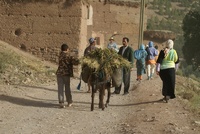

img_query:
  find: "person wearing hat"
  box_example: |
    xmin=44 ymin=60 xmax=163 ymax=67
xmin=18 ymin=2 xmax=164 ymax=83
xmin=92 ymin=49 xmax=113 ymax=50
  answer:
xmin=156 ymin=39 xmax=179 ymax=103
xmin=84 ymin=37 xmax=97 ymax=56
xmin=107 ymin=36 xmax=119 ymax=52
xmin=83 ymin=37 xmax=97 ymax=93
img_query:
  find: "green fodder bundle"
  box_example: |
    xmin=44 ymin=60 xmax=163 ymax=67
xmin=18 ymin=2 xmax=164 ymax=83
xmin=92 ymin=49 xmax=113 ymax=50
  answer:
xmin=80 ymin=48 xmax=132 ymax=76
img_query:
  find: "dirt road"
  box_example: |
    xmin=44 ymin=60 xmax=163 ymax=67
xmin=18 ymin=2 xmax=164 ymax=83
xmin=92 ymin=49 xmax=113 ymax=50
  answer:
xmin=0 ymin=69 xmax=200 ymax=134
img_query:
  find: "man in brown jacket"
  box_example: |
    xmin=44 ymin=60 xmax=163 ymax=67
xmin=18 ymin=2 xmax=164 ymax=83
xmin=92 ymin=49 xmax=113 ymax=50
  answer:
xmin=56 ymin=44 xmax=79 ymax=108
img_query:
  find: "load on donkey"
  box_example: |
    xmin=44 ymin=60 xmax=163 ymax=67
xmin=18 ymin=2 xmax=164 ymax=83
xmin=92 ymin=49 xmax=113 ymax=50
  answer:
xmin=79 ymin=48 xmax=132 ymax=111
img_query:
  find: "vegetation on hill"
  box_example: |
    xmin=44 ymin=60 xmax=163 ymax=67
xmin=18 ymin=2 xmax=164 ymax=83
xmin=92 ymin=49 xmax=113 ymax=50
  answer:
xmin=147 ymin=0 xmax=200 ymax=71
xmin=182 ymin=10 xmax=200 ymax=71
xmin=147 ymin=0 xmax=200 ymax=57
xmin=0 ymin=41 xmax=56 ymax=86
xmin=147 ymin=0 xmax=200 ymax=60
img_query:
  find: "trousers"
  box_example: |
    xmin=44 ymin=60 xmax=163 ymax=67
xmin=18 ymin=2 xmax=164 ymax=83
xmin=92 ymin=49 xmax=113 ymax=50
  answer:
xmin=57 ymin=75 xmax=72 ymax=104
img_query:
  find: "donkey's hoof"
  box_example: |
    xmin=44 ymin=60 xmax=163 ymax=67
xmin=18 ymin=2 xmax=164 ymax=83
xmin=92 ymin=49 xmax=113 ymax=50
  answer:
xmin=105 ymin=103 xmax=109 ymax=108
xmin=99 ymin=103 xmax=103 ymax=108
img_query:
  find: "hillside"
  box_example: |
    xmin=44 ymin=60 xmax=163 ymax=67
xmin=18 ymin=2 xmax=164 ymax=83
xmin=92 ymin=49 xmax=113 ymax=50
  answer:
xmin=0 ymin=41 xmax=57 ymax=85
xmin=145 ymin=0 xmax=200 ymax=58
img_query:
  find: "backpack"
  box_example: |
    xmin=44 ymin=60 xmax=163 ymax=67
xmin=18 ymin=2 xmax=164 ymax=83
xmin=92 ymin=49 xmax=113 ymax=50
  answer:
xmin=134 ymin=50 xmax=142 ymax=60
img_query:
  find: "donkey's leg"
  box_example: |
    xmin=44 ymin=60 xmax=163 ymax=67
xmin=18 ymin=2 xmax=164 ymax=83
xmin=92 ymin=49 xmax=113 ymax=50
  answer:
xmin=99 ymin=86 xmax=105 ymax=110
xmin=87 ymin=83 xmax=91 ymax=93
xmin=102 ymin=87 xmax=106 ymax=110
xmin=87 ymin=76 xmax=91 ymax=93
xmin=91 ymin=84 xmax=95 ymax=111
xmin=105 ymin=87 xmax=111 ymax=108
xmin=98 ymin=88 xmax=102 ymax=109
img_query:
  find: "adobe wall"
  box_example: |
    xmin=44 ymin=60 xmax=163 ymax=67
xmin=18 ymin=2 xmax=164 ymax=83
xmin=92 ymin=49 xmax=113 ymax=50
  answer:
xmin=0 ymin=0 xmax=147 ymax=64
xmin=0 ymin=0 xmax=84 ymax=63
xmin=90 ymin=0 xmax=147 ymax=50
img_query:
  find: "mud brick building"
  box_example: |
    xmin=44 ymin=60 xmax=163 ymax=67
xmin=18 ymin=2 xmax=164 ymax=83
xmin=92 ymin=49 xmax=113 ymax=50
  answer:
xmin=0 ymin=0 xmax=146 ymax=63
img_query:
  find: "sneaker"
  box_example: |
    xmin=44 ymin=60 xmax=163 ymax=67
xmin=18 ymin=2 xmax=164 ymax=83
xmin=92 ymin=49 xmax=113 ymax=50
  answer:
xmin=68 ymin=103 xmax=72 ymax=107
xmin=112 ymin=91 xmax=120 ymax=94
xmin=123 ymin=92 xmax=129 ymax=95
xmin=165 ymin=96 xmax=170 ymax=103
xmin=59 ymin=103 xmax=65 ymax=108
xmin=159 ymin=96 xmax=170 ymax=103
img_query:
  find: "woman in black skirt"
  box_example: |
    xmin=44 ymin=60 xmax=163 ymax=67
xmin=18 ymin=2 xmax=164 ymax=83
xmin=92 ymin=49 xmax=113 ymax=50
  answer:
xmin=156 ymin=39 xmax=179 ymax=103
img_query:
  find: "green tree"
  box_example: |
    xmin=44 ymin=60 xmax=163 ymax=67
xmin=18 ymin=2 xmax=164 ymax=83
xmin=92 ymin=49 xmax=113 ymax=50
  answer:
xmin=182 ymin=10 xmax=200 ymax=70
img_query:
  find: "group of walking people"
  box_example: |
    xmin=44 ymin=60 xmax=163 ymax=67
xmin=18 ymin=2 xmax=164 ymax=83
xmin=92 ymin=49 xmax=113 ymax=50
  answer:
xmin=134 ymin=41 xmax=159 ymax=81
xmin=55 ymin=36 xmax=179 ymax=108
xmin=134 ymin=39 xmax=179 ymax=103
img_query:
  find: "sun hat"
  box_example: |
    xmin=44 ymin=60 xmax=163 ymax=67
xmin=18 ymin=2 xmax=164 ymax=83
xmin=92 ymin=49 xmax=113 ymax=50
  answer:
xmin=109 ymin=37 xmax=114 ymax=40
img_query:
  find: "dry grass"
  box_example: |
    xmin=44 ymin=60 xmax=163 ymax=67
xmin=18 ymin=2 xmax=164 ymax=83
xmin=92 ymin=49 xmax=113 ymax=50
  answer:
xmin=0 ymin=41 xmax=56 ymax=85
xmin=176 ymin=75 xmax=200 ymax=114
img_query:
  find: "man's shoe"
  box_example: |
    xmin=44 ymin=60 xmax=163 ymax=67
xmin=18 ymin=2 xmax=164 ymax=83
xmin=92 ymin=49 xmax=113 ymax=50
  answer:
xmin=86 ymin=90 xmax=91 ymax=93
xmin=165 ymin=96 xmax=170 ymax=103
xmin=59 ymin=103 xmax=65 ymax=108
xmin=112 ymin=91 xmax=120 ymax=94
xmin=159 ymin=96 xmax=170 ymax=103
xmin=123 ymin=92 xmax=129 ymax=95
xmin=67 ymin=103 xmax=72 ymax=107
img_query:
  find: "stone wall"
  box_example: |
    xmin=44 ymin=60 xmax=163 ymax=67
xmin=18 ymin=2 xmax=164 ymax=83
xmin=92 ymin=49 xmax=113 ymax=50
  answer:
xmin=0 ymin=0 xmax=84 ymax=63
xmin=90 ymin=0 xmax=147 ymax=50
xmin=0 ymin=0 xmax=147 ymax=64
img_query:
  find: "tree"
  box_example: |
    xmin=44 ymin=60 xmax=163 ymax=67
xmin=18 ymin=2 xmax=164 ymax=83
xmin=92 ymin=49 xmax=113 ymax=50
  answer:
xmin=182 ymin=10 xmax=200 ymax=70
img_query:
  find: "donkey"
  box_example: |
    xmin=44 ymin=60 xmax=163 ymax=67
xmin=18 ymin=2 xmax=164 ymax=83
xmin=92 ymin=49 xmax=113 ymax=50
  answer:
xmin=90 ymin=70 xmax=112 ymax=111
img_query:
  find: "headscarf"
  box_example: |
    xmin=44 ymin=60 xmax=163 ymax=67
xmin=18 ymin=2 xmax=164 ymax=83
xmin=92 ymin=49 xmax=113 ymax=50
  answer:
xmin=157 ymin=39 xmax=177 ymax=64
xmin=163 ymin=39 xmax=177 ymax=62
xmin=148 ymin=41 xmax=154 ymax=47
xmin=166 ymin=39 xmax=174 ymax=49
xmin=139 ymin=44 xmax=145 ymax=50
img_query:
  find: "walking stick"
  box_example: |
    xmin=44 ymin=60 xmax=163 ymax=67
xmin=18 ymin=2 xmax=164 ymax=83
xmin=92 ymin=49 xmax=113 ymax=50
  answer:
xmin=77 ymin=74 xmax=82 ymax=90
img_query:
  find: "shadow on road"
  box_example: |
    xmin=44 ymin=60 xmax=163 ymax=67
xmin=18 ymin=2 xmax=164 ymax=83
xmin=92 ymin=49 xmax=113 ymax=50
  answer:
xmin=110 ymin=99 xmax=164 ymax=107
xmin=13 ymin=84 xmax=56 ymax=92
xmin=0 ymin=94 xmax=57 ymax=108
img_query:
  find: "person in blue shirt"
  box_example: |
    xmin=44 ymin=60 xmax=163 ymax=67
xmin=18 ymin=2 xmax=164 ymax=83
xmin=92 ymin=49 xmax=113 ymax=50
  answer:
xmin=134 ymin=44 xmax=148 ymax=81
xmin=107 ymin=37 xmax=119 ymax=52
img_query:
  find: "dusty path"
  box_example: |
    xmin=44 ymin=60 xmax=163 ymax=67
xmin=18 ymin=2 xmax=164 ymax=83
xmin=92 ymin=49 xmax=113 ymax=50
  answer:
xmin=0 ymin=69 xmax=200 ymax=134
